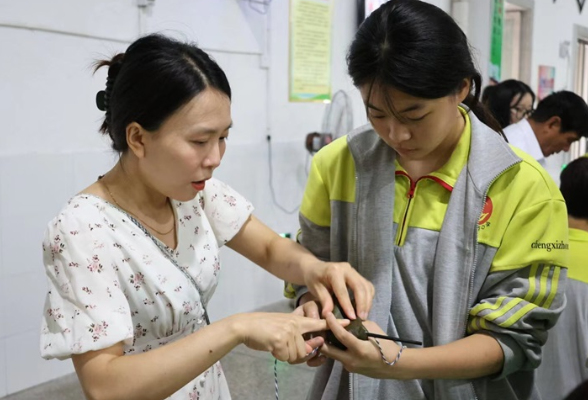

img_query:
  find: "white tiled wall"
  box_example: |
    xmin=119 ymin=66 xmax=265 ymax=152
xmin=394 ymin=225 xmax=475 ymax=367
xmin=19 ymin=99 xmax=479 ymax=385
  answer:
xmin=0 ymin=151 xmax=113 ymax=396
xmin=0 ymin=153 xmax=78 ymax=396
xmin=0 ymin=154 xmax=73 ymax=278
xmin=1 ymin=273 xmax=48 ymax=339
xmin=5 ymin=331 xmax=74 ymax=395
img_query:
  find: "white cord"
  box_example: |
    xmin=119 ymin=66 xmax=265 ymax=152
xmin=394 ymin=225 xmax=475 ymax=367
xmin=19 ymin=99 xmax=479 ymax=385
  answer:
xmin=267 ymin=137 xmax=300 ymax=215
xmin=373 ymin=339 xmax=406 ymax=367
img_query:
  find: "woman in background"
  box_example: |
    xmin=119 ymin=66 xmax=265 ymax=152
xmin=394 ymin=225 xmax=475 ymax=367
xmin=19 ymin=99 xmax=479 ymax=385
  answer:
xmin=483 ymin=79 xmax=536 ymax=129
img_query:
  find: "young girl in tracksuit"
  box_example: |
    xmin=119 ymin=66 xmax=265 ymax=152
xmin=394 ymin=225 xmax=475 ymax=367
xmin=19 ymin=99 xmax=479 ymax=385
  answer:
xmin=294 ymin=1 xmax=568 ymax=399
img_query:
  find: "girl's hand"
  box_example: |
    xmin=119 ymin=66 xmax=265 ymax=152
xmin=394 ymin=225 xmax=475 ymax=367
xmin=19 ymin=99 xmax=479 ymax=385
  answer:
xmin=293 ymin=295 xmax=321 ymax=319
xmin=318 ymin=313 xmax=404 ymax=379
xmin=302 ymin=261 xmax=375 ymax=320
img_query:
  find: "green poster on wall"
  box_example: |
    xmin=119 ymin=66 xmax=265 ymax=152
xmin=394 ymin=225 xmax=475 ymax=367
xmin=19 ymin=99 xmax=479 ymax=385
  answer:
xmin=289 ymin=0 xmax=333 ymax=102
xmin=489 ymin=0 xmax=504 ymax=82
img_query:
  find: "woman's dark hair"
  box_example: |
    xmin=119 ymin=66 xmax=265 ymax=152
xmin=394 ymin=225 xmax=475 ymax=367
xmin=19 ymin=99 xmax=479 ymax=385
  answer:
xmin=481 ymin=85 xmax=496 ymax=105
xmin=560 ymin=157 xmax=588 ymax=220
xmin=94 ymin=34 xmax=231 ymax=152
xmin=347 ymin=0 xmax=502 ymax=133
xmin=483 ymin=79 xmax=535 ymax=129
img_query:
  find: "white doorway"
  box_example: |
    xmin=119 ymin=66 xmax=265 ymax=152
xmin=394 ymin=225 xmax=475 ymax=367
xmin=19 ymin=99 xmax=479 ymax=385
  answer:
xmin=502 ymin=3 xmax=522 ymax=80
xmin=571 ymin=37 xmax=588 ymax=160
xmin=502 ymin=0 xmax=533 ymax=84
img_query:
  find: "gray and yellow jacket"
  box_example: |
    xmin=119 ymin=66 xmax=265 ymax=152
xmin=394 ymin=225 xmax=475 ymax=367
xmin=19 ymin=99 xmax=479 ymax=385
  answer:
xmin=297 ymin=110 xmax=568 ymax=400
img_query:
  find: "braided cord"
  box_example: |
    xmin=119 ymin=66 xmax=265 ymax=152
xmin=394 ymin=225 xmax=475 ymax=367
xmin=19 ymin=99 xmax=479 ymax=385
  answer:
xmin=373 ymin=339 xmax=406 ymax=367
xmin=273 ymin=347 xmax=319 ymax=400
xmin=274 ymin=358 xmax=279 ymax=400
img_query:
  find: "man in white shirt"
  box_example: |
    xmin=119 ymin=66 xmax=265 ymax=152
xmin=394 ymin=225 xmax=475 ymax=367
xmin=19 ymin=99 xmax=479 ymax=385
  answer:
xmin=504 ymin=91 xmax=588 ymax=167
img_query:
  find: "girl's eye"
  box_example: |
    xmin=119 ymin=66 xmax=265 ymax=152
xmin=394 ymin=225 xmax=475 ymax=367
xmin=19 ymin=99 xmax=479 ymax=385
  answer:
xmin=406 ymin=114 xmax=427 ymax=122
xmin=369 ymin=114 xmax=386 ymax=120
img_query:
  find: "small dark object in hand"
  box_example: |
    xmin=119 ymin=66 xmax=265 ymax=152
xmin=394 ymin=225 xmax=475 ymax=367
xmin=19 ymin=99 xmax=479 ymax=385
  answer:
xmin=326 ymin=296 xmax=369 ymax=350
xmin=325 ymin=295 xmax=423 ymax=349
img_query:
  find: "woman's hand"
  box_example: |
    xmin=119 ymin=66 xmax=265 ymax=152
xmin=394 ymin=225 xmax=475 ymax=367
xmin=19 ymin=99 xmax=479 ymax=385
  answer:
xmin=292 ymin=298 xmax=329 ymax=366
xmin=226 ymin=217 xmax=374 ymax=321
xmin=318 ymin=313 xmax=404 ymax=379
xmin=231 ymin=312 xmax=348 ymax=364
xmin=301 ymin=261 xmax=375 ymax=320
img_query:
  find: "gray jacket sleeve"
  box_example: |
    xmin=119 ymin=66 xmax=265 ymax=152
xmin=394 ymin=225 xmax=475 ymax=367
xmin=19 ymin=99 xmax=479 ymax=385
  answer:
xmin=293 ymin=214 xmax=332 ymax=305
xmin=468 ymin=264 xmax=568 ymax=378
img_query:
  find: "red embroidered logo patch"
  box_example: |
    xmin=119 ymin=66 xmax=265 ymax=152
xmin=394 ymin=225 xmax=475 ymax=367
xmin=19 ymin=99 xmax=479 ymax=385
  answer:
xmin=478 ymin=196 xmax=493 ymax=225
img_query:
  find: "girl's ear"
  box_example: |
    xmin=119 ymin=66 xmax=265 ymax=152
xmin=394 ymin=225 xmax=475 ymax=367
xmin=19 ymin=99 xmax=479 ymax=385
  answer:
xmin=457 ymin=78 xmax=472 ymax=103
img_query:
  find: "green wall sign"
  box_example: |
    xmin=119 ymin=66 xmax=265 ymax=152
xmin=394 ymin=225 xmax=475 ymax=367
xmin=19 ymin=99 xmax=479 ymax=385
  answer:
xmin=489 ymin=0 xmax=504 ymax=82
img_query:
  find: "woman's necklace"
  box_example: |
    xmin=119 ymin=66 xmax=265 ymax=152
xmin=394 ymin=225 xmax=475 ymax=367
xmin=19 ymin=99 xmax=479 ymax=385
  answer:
xmin=99 ymin=178 xmax=176 ymax=236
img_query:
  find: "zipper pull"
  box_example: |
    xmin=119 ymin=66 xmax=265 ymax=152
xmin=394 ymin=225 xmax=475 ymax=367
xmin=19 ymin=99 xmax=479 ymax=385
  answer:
xmin=407 ymin=182 xmax=416 ymax=198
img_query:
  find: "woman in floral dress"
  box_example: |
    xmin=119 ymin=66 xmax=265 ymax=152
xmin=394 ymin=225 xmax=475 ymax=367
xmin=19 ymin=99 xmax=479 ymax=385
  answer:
xmin=40 ymin=34 xmax=374 ymax=400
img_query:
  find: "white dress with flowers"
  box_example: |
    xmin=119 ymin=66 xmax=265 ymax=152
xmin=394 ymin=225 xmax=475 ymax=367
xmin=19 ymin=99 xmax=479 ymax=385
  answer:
xmin=40 ymin=178 xmax=253 ymax=400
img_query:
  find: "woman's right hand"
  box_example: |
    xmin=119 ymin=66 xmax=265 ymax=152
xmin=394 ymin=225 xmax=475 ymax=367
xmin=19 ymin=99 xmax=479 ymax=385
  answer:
xmin=293 ymin=295 xmax=329 ymax=367
xmin=230 ymin=312 xmax=346 ymax=363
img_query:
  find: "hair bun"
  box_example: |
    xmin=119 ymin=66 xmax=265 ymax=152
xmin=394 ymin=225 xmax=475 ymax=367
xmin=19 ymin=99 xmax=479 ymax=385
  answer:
xmin=96 ymin=90 xmax=106 ymax=111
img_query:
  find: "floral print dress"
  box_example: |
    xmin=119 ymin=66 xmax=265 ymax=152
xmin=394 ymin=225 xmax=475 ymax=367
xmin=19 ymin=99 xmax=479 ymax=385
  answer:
xmin=40 ymin=178 xmax=253 ymax=400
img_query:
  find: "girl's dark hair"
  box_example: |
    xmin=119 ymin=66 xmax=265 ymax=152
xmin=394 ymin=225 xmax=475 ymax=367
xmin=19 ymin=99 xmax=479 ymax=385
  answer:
xmin=560 ymin=157 xmax=588 ymax=220
xmin=94 ymin=34 xmax=231 ymax=152
xmin=347 ymin=0 xmax=502 ymax=134
xmin=483 ymin=79 xmax=535 ymax=129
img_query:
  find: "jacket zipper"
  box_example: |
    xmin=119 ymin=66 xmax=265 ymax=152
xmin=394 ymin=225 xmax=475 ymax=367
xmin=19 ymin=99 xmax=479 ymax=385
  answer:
xmin=396 ymin=179 xmax=416 ymax=246
xmin=349 ymin=372 xmax=354 ymax=400
xmin=396 ymin=171 xmax=454 ymax=246
xmin=464 ymin=161 xmax=520 ymax=400
xmin=350 ymin=172 xmax=360 ymax=400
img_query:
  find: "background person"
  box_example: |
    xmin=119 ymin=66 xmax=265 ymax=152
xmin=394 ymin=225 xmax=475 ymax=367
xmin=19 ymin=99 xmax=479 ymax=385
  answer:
xmin=504 ymin=91 xmax=588 ymax=167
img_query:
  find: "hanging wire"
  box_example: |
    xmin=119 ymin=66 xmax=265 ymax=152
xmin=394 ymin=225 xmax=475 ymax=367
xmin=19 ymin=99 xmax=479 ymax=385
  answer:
xmin=267 ymin=136 xmax=300 ymax=215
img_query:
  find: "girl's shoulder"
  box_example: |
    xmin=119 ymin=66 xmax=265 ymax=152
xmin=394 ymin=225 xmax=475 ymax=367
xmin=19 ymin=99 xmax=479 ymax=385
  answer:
xmin=496 ymin=148 xmax=562 ymax=206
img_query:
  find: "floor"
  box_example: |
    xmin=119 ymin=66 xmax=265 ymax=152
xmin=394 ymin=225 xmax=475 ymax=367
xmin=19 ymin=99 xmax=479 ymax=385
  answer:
xmin=0 ymin=300 xmax=316 ymax=400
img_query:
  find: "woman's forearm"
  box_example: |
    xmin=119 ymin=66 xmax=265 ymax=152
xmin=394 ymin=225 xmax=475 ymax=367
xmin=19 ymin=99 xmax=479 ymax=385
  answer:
xmin=74 ymin=315 xmax=244 ymax=400
xmin=262 ymin=235 xmax=319 ymax=284
xmin=227 ymin=215 xmax=373 ymax=319
xmin=227 ymin=215 xmax=320 ymax=285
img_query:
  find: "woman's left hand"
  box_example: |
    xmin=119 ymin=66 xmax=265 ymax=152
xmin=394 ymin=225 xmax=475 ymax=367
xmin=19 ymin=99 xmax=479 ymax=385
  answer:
xmin=318 ymin=313 xmax=404 ymax=379
xmin=302 ymin=261 xmax=374 ymax=320
xmin=226 ymin=217 xmax=373 ymax=320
